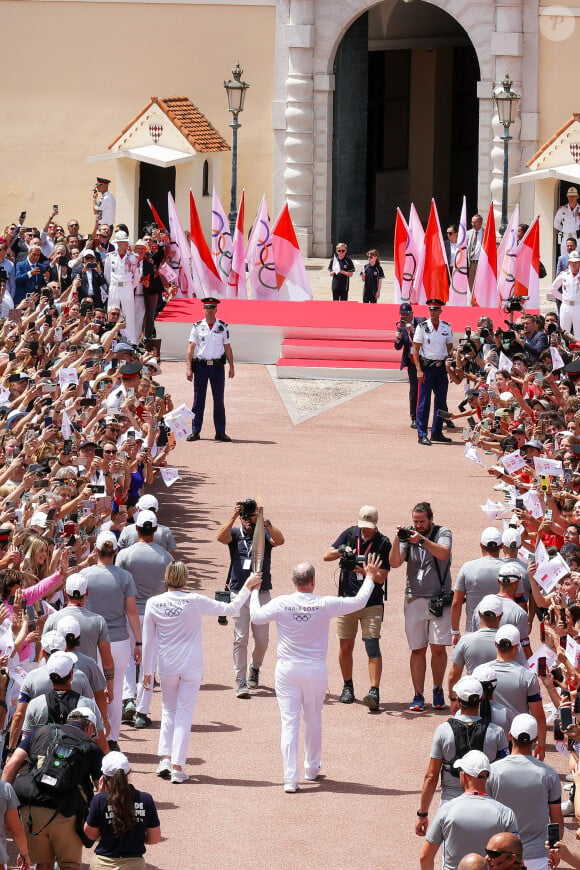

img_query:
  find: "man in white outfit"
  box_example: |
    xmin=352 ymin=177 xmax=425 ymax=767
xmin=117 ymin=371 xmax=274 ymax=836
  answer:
xmin=104 ymin=232 xmax=139 ymax=345
xmin=250 ymin=553 xmax=385 ymax=792
xmin=551 ymin=250 xmax=580 ymax=335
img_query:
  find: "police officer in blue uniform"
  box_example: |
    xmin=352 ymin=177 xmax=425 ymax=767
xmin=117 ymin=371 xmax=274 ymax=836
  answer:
xmin=412 ymin=299 xmax=454 ymax=446
xmin=394 ymin=301 xmax=426 ymax=429
xmin=186 ymin=297 xmax=235 ymax=442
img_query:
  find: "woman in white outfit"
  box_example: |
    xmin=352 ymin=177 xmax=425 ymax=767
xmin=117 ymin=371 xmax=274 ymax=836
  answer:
xmin=142 ymin=561 xmax=259 ymax=784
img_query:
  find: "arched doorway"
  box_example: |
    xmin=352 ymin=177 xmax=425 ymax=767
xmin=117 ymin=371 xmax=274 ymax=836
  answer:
xmin=331 ymin=0 xmax=480 ymax=251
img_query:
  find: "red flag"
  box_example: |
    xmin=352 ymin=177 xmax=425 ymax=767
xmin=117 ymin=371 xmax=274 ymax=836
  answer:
xmin=189 ymin=191 xmax=224 ymax=298
xmin=226 ymin=191 xmax=247 ymax=298
xmin=514 ymin=216 xmax=540 ymax=308
xmin=147 ymin=199 xmax=167 ymax=233
xmin=271 ymin=204 xmax=312 ymax=300
xmin=471 ymin=203 xmax=498 ymax=308
xmin=422 ymin=200 xmax=449 ymax=304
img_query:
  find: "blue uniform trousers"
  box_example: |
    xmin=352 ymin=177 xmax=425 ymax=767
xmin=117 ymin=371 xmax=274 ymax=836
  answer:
xmin=192 ymin=363 xmax=226 ymax=435
xmin=416 ymin=364 xmax=448 ymax=438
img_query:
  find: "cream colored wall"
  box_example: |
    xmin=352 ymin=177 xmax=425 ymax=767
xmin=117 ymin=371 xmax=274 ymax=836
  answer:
xmin=0 ymin=0 xmax=274 ymax=237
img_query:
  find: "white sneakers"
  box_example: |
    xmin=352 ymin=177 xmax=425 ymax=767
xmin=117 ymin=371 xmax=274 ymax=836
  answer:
xmin=304 ymin=768 xmax=321 ymax=782
xmin=170 ymin=769 xmax=190 ymax=784
xmin=156 ymin=758 xmax=171 ymax=779
xmin=284 ymin=782 xmax=298 ymax=793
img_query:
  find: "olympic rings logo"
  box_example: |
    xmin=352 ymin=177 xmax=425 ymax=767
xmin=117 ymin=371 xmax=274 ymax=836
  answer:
xmin=293 ymin=612 xmax=311 ymax=622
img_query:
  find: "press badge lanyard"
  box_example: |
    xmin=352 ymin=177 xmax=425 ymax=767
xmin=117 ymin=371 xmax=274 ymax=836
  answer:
xmin=242 ymin=533 xmax=252 ymax=571
xmin=416 ymin=544 xmax=428 ymax=583
xmin=357 ymin=537 xmax=374 ymax=558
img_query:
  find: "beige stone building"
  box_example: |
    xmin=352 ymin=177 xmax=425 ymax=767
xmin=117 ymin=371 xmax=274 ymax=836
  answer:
xmin=1 ymin=0 xmax=580 ymax=272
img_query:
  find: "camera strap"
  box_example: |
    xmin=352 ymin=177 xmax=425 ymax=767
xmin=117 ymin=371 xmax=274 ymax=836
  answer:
xmin=224 ymin=564 xmax=232 ymax=593
xmin=427 ymin=525 xmax=450 ymax=592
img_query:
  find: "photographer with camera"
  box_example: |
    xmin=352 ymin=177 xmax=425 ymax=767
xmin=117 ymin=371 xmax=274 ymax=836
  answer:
xmin=323 ymin=506 xmax=390 ymax=710
xmin=513 ymin=313 xmax=549 ymax=364
xmin=389 ymin=501 xmax=453 ymax=712
xmin=216 ymin=499 xmax=284 ymax=697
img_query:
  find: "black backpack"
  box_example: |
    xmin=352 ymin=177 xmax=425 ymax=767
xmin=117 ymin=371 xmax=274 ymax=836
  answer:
xmin=442 ymin=718 xmax=490 ymax=778
xmin=45 ymin=690 xmax=81 ymax=725
xmin=32 ymin=724 xmax=94 ymax=796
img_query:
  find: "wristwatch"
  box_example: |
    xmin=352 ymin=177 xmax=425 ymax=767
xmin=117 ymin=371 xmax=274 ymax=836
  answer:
xmin=417 ymin=811 xmax=428 ymax=818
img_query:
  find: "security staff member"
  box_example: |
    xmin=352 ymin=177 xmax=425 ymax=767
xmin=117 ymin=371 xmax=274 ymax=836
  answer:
xmin=394 ymin=301 xmax=426 ymax=429
xmin=554 ymin=187 xmax=580 ymax=256
xmin=186 ymin=297 xmax=234 ymax=442
xmin=552 ymin=250 xmax=580 ymax=335
xmin=323 ymin=506 xmax=390 ymax=711
xmin=413 ymin=299 xmax=454 ymax=446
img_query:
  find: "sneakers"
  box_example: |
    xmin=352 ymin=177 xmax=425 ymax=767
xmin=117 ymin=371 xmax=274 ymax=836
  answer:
xmin=432 ymin=686 xmax=446 ymax=709
xmin=247 ymin=666 xmax=260 ymax=689
xmin=121 ymin=699 xmax=136 ymax=724
xmin=410 ymin=692 xmax=425 ymax=712
xmin=562 ymin=799 xmax=575 ymax=816
xmin=284 ymin=782 xmax=298 ymax=793
xmin=362 ymin=687 xmax=380 ymax=711
xmin=236 ymin=681 xmax=251 ymax=699
xmin=171 ymin=770 xmax=190 ymax=784
xmin=156 ymin=758 xmax=171 ymax=779
xmin=134 ymin=713 xmax=152 ymax=729
xmin=305 ymin=768 xmax=321 ymax=781
xmin=339 ymin=684 xmax=355 ymax=704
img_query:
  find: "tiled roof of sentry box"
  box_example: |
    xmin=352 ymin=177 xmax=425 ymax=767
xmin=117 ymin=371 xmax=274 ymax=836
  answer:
xmin=109 ymin=96 xmax=230 ymax=153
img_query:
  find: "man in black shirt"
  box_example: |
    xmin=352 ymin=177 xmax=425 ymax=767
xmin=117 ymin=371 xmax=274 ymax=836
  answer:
xmin=217 ymin=499 xmax=285 ymax=697
xmin=324 ymin=506 xmax=391 ymax=710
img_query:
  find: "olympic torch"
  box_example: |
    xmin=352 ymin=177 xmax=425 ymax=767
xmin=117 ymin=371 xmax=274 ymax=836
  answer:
xmin=251 ymin=506 xmax=265 ymax=573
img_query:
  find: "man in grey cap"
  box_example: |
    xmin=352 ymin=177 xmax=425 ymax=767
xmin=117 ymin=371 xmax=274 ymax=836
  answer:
xmin=552 ymin=249 xmax=580 ymax=335
xmin=394 ymin=301 xmax=425 ymax=429
xmin=485 ymin=624 xmax=546 ymax=756
xmin=415 ymin=676 xmax=508 ymax=836
xmin=451 ymin=528 xmax=505 ymax=639
xmin=487 ymin=713 xmax=562 ymax=870
xmin=419 ymin=749 xmax=518 ymax=870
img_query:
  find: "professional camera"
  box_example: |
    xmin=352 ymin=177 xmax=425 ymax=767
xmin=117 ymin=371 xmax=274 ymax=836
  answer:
xmin=338 ymin=545 xmax=365 ymax=571
xmin=0 ymin=268 xmax=6 ymax=283
xmin=505 ymin=297 xmax=527 ymax=314
xmin=478 ymin=326 xmax=491 ymax=340
xmin=238 ymin=498 xmax=258 ymax=521
xmin=546 ymin=321 xmax=559 ymax=336
xmin=397 ymin=527 xmax=414 ymax=542
xmin=215 ymin=589 xmax=231 ymax=626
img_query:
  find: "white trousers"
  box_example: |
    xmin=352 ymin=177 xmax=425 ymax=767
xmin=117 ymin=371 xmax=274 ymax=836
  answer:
xmin=560 ymin=301 xmax=580 ymax=336
xmin=134 ymin=294 xmax=146 ymax=342
xmin=158 ymin=671 xmax=202 ymax=768
xmin=108 ymin=638 xmax=131 ymax=741
xmin=109 ymin=283 xmax=137 ymax=345
xmin=233 ymin=592 xmax=270 ymax=684
xmin=123 ymin=615 xmax=155 ymax=715
xmin=275 ymin=658 xmax=327 ymax=786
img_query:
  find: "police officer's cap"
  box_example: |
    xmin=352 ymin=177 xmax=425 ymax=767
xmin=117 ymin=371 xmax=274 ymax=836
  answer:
xmin=568 ymin=187 xmax=579 ymax=197
xmin=202 ymin=297 xmax=221 ymax=306
xmin=569 ymin=251 xmax=580 ymax=262
xmin=563 ymin=358 xmax=580 ymax=375
xmin=399 ymin=302 xmax=413 ymax=314
xmin=426 ymin=298 xmax=445 ymax=308
xmin=96 ymin=177 xmax=111 ymax=185
xmin=119 ymin=362 xmax=142 ymax=378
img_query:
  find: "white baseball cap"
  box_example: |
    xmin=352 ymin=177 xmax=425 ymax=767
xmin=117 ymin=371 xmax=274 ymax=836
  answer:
xmin=453 ymin=676 xmax=483 ymax=703
xmin=69 ymin=706 xmax=97 ymax=727
xmin=58 ymin=615 xmax=81 ymax=638
xmin=472 ymin=663 xmax=498 ymax=686
xmin=136 ymin=509 xmax=157 ymax=529
xmin=137 ymin=494 xmax=158 ymax=512
xmin=40 ymin=630 xmax=66 ymax=654
xmin=453 ymin=750 xmax=491 ymax=777
xmin=495 ymin=624 xmax=521 ymax=646
xmin=66 ymin=573 xmax=88 ymax=597
xmin=478 ymin=595 xmax=504 ymax=616
xmin=502 ymin=528 xmax=522 ymax=548
xmin=46 ymin=651 xmax=75 ymax=679
xmin=510 ymin=713 xmax=538 ymax=741
xmin=358 ymin=505 xmax=378 ymax=529
xmin=102 ymin=751 xmax=131 ymax=776
xmin=481 ymin=527 xmax=502 ymax=547
xmin=498 ymin=563 xmax=524 ymax=583
xmin=95 ymin=531 xmax=119 ymax=551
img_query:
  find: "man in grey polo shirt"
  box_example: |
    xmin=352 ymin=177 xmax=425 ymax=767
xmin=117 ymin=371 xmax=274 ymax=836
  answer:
xmin=451 ymin=528 xmax=504 ymax=639
xmin=485 ymin=624 xmax=546 ymax=758
xmin=415 ymin=676 xmax=508 ymax=836
xmin=117 ymin=494 xmax=176 ymax=556
xmin=448 ymin=596 xmax=527 ymax=700
xmin=116 ymin=509 xmax=173 ymax=728
xmin=487 ymin=713 xmax=562 ymax=870
xmin=419 ymin=750 xmax=518 ymax=870
xmin=472 ymin=564 xmax=531 ymax=657
xmin=389 ymin=501 xmax=453 ymax=712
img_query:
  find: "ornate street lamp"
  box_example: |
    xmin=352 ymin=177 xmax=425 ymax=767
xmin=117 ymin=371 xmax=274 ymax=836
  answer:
xmin=493 ymin=73 xmax=521 ymax=235
xmin=224 ymin=62 xmax=250 ymax=234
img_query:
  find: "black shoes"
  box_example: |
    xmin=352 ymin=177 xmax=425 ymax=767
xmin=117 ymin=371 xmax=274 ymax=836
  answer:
xmin=418 ymin=436 xmax=432 ymax=446
xmin=186 ymin=432 xmax=200 ymax=441
xmin=410 ymin=420 xmax=417 ymax=429
xmin=215 ymin=433 xmax=232 ymax=442
xmin=362 ymin=687 xmax=380 ymax=711
xmin=339 ymin=684 xmax=355 ymax=704
xmin=431 ymin=434 xmax=452 ymax=443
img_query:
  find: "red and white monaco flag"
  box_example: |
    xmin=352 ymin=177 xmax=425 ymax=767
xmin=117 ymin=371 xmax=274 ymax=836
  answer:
xmin=189 ymin=191 xmax=224 ymax=298
xmin=167 ymin=193 xmax=196 ymax=298
xmin=271 ymin=204 xmax=312 ymax=300
xmin=513 ymin=216 xmax=540 ymax=309
xmin=472 ymin=203 xmax=498 ymax=308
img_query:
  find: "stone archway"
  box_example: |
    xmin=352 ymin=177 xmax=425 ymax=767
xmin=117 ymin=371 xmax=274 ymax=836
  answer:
xmin=272 ymin=0 xmax=539 ymax=256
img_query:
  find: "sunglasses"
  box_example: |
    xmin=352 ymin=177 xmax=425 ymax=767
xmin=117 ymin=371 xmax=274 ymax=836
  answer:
xmin=485 ymin=850 xmax=516 ymax=860
xmin=336 ymin=248 xmax=346 ymax=252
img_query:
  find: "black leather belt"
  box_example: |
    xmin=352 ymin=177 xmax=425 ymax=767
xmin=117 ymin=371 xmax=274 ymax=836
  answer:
xmin=195 ymin=355 xmax=226 ymax=367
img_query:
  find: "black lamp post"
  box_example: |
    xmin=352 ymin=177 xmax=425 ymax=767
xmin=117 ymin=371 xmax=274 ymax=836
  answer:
xmin=493 ymin=73 xmax=521 ymax=236
xmin=224 ymin=62 xmax=250 ymax=234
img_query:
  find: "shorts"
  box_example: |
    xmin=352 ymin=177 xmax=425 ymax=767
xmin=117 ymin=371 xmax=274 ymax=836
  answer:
xmin=20 ymin=805 xmax=82 ymax=869
xmin=336 ymin=604 xmax=383 ymax=640
xmin=404 ymin=596 xmax=452 ymax=650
